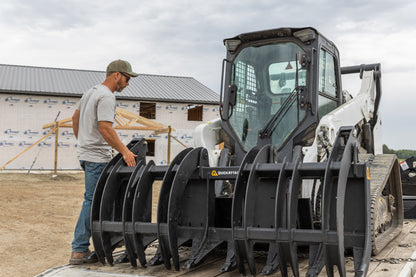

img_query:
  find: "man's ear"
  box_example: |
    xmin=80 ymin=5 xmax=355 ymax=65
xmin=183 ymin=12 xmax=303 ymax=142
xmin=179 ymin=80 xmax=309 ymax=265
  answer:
xmin=115 ymin=72 xmax=122 ymax=81
xmin=110 ymin=72 xmax=119 ymax=82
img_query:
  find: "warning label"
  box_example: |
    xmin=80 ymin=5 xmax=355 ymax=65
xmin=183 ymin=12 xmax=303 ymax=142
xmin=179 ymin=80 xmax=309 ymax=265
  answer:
xmin=400 ymin=161 xmax=409 ymax=171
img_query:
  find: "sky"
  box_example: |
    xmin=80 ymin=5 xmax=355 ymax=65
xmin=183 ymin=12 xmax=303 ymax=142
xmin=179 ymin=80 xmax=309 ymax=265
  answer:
xmin=0 ymin=0 xmax=415 ymax=150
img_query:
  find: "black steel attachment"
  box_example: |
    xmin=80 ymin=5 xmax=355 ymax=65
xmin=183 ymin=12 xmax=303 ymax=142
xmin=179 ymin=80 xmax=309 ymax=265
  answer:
xmin=230 ymin=126 xmax=372 ymax=276
xmin=91 ymin=127 xmax=401 ymax=276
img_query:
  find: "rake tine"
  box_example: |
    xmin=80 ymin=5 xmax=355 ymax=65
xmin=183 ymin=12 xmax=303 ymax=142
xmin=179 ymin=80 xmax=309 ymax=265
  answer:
xmin=285 ymin=146 xmax=302 ymax=277
xmin=262 ymin=243 xmax=279 ymax=275
xmin=157 ymin=148 xmax=193 ymax=269
xmin=232 ymin=146 xmax=261 ymax=275
xmin=122 ymin=160 xmax=145 ymax=267
xmin=93 ymin=139 xmax=147 ymax=265
xmin=132 ymin=161 xmax=156 ymax=267
xmin=168 ymin=148 xmax=206 ymax=270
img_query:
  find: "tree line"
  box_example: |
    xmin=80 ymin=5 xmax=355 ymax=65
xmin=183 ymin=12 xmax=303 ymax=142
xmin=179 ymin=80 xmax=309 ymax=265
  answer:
xmin=383 ymin=144 xmax=416 ymax=160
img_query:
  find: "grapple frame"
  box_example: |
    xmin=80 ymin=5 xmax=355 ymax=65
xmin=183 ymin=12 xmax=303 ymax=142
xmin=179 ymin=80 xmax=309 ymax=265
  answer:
xmin=89 ymin=125 xmax=395 ymax=276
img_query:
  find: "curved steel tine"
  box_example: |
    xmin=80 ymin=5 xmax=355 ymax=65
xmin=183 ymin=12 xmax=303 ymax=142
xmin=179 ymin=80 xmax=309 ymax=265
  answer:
xmin=353 ymin=162 xmax=372 ymax=276
xmin=322 ymin=129 xmax=353 ymax=277
xmin=132 ymin=161 xmax=156 ymax=267
xmin=99 ymin=159 xmax=129 ymax=265
xmin=244 ymin=145 xmax=272 ymax=275
xmin=262 ymin=243 xmax=279 ymax=275
xmin=244 ymin=145 xmax=282 ymax=276
xmin=168 ymin=148 xmax=204 ymax=271
xmin=274 ymin=155 xmax=289 ymax=277
xmin=232 ymin=146 xmax=261 ymax=275
xmin=157 ymin=148 xmax=193 ymax=270
xmin=93 ymin=139 xmax=147 ymax=264
xmin=285 ymin=146 xmax=302 ymax=277
xmin=246 ymin=241 xmax=257 ymax=275
xmin=333 ymin=135 xmax=358 ymax=276
xmin=307 ymin=244 xmax=325 ymax=277
xmin=91 ymin=157 xmax=118 ymax=264
xmin=122 ymin=159 xmax=145 ymax=267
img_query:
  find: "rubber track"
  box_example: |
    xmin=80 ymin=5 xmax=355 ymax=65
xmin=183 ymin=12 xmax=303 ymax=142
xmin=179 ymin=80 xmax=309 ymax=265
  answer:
xmin=367 ymin=154 xmax=403 ymax=255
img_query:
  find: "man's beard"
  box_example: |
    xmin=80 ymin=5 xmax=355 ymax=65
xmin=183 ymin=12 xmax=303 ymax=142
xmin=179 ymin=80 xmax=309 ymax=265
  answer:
xmin=115 ymin=80 xmax=125 ymax=92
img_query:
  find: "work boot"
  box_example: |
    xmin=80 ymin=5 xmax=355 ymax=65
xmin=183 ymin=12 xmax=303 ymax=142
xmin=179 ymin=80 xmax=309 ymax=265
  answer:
xmin=69 ymin=250 xmax=98 ymax=265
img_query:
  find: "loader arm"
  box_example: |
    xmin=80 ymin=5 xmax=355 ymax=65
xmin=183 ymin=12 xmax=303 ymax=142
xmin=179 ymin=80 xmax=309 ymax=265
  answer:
xmin=303 ymin=67 xmax=381 ymax=167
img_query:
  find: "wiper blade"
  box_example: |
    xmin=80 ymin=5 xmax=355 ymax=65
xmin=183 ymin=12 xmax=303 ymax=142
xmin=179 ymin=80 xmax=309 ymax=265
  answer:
xmin=260 ymin=52 xmax=304 ymax=138
xmin=259 ymin=87 xmax=298 ymax=138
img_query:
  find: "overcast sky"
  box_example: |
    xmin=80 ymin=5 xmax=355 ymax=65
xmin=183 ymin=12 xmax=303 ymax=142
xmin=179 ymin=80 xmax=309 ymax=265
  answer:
xmin=0 ymin=0 xmax=415 ymax=150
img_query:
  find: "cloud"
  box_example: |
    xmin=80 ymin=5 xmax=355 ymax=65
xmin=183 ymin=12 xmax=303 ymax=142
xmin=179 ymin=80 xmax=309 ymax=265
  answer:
xmin=0 ymin=0 xmax=95 ymax=30
xmin=0 ymin=0 xmax=415 ymax=149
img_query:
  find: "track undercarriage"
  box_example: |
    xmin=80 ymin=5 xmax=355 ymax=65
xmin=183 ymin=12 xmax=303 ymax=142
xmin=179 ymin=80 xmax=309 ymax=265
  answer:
xmin=91 ymin=126 xmax=403 ymax=276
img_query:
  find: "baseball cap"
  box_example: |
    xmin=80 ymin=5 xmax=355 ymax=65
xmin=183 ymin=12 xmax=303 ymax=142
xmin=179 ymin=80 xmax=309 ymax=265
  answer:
xmin=106 ymin=59 xmax=139 ymax=77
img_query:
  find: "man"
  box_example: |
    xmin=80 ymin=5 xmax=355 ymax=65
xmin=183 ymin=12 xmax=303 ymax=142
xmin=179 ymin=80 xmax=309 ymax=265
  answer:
xmin=69 ymin=60 xmax=138 ymax=264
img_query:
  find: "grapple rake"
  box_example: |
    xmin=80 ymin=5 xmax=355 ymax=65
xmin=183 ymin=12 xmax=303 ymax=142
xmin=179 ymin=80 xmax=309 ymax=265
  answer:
xmin=91 ymin=127 xmax=379 ymax=276
xmin=231 ymin=126 xmax=372 ymax=276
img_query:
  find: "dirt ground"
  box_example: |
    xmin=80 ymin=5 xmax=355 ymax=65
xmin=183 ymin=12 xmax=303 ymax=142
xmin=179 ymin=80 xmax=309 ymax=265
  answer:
xmin=0 ymin=172 xmax=86 ymax=277
xmin=2 ymin=171 xmax=416 ymax=277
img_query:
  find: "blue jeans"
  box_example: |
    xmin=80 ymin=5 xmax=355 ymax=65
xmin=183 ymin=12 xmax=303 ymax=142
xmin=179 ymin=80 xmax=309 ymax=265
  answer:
xmin=72 ymin=161 xmax=107 ymax=252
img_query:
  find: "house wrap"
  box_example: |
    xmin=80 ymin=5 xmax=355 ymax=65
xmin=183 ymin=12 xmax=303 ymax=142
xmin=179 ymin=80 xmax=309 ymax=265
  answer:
xmin=0 ymin=64 xmax=219 ymax=170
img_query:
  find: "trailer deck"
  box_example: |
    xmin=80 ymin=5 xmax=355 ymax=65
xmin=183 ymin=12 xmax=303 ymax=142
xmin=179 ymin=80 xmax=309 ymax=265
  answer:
xmin=37 ymin=220 xmax=416 ymax=277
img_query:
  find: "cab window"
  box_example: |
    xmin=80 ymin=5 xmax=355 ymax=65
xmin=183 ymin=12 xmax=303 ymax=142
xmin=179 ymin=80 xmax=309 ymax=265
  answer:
xmin=318 ymin=49 xmax=338 ymax=118
xmin=319 ymin=49 xmax=337 ymax=97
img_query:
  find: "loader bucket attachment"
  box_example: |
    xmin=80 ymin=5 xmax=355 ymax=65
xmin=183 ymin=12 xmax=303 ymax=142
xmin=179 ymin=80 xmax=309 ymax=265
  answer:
xmin=91 ymin=127 xmax=402 ymax=276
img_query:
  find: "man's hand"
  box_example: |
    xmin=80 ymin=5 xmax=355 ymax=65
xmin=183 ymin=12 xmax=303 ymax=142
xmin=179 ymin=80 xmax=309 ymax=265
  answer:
xmin=98 ymin=121 xmax=137 ymax=167
xmin=122 ymin=150 xmax=137 ymax=167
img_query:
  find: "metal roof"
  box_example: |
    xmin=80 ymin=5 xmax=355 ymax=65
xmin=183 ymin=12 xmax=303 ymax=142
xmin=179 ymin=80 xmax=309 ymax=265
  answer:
xmin=0 ymin=64 xmax=219 ymax=104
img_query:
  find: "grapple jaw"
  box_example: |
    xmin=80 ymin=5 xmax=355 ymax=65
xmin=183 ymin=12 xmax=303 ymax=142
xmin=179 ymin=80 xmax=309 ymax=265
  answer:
xmin=91 ymin=126 xmax=402 ymax=276
xmin=230 ymin=126 xmax=373 ymax=276
xmin=91 ymin=141 xmax=238 ymax=271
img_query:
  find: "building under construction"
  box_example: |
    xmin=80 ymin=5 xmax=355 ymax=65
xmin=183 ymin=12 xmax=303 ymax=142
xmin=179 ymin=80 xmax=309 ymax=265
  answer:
xmin=0 ymin=64 xmax=219 ymax=170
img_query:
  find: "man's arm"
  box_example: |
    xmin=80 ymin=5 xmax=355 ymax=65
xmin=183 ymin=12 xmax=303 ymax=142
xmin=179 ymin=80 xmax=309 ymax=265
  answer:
xmin=98 ymin=121 xmax=137 ymax=167
xmin=72 ymin=109 xmax=80 ymax=139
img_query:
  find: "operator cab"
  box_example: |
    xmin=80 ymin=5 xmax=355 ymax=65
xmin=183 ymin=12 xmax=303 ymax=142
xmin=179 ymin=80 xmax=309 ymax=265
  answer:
xmin=221 ymin=27 xmax=342 ymax=163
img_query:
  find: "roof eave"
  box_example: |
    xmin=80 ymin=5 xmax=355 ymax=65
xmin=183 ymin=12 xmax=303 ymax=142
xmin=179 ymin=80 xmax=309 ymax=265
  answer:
xmin=0 ymin=89 xmax=219 ymax=105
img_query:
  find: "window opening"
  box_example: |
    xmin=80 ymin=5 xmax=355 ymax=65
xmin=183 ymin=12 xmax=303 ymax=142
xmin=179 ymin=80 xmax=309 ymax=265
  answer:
xmin=187 ymin=105 xmax=203 ymax=121
xmin=145 ymin=139 xmax=155 ymax=156
xmin=140 ymin=102 xmax=156 ymax=119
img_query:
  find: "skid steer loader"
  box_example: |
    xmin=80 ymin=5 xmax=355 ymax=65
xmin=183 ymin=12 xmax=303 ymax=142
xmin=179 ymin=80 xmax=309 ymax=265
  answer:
xmin=90 ymin=27 xmax=403 ymax=276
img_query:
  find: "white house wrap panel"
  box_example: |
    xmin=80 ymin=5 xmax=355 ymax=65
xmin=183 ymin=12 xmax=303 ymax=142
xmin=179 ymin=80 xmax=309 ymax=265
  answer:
xmin=0 ymin=64 xmax=219 ymax=170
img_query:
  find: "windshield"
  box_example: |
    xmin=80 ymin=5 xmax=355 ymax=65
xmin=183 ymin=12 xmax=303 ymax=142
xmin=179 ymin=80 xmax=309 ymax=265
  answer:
xmin=229 ymin=42 xmax=307 ymax=151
